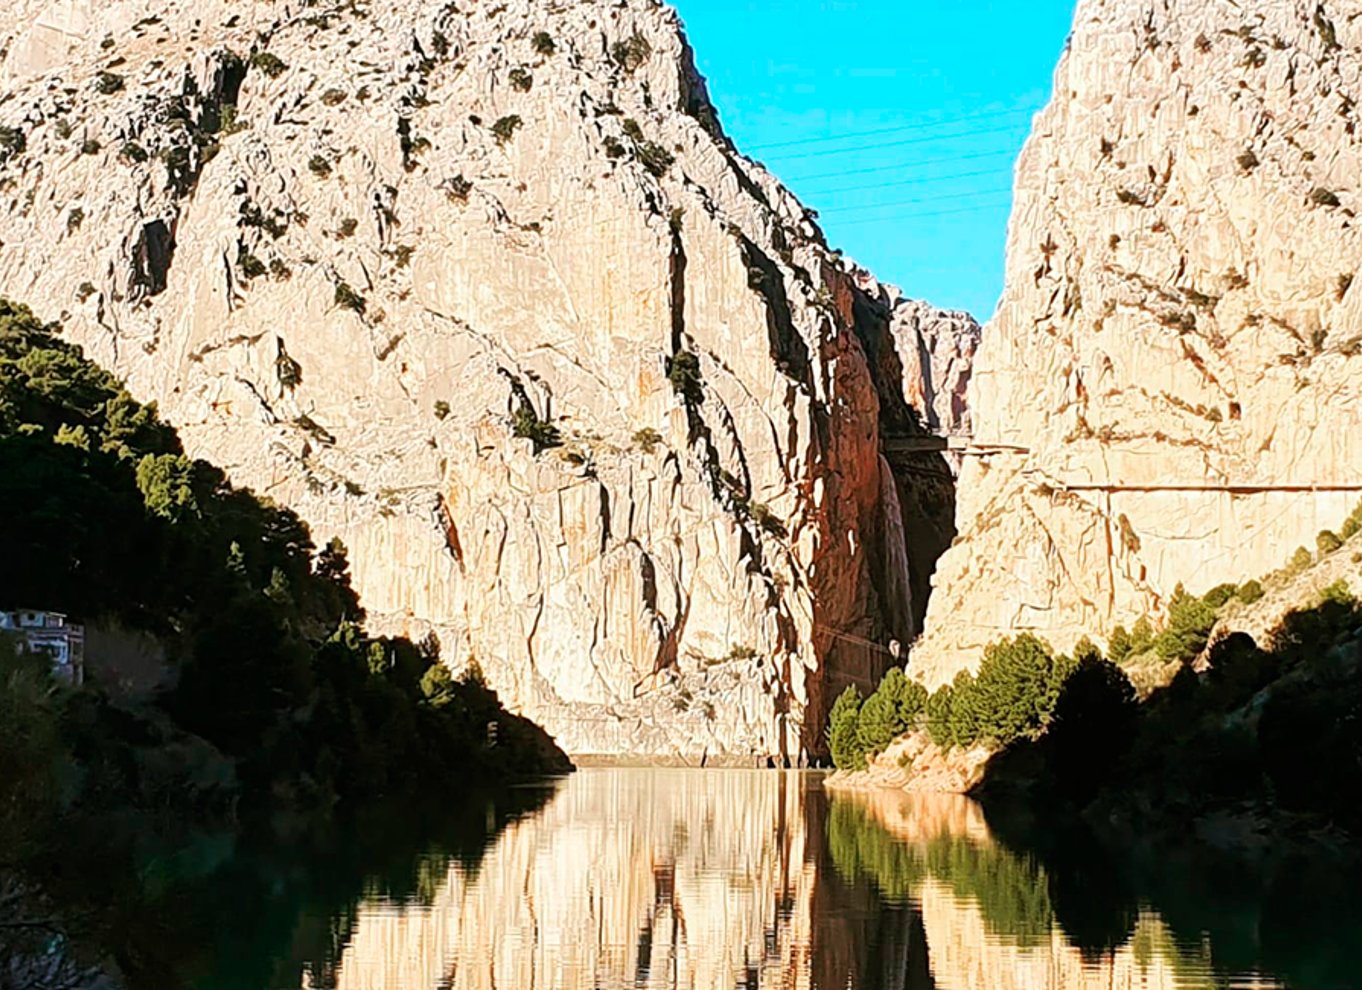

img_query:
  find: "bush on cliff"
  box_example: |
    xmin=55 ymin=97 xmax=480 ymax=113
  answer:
xmin=828 ymin=686 xmax=866 ymax=770
xmin=1153 ymin=584 xmax=1218 ymax=661
xmin=969 ymin=634 xmax=1075 ymax=744
xmin=837 ymin=634 xmax=1077 ymax=767
xmin=856 ymin=668 xmax=927 ymax=756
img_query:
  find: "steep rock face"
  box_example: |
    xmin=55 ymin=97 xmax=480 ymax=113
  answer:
xmin=914 ymin=0 xmax=1362 ymax=686
xmin=0 ymin=0 xmax=961 ymax=758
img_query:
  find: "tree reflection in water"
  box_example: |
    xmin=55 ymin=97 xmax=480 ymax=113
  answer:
xmin=14 ymin=771 xmax=1362 ymax=990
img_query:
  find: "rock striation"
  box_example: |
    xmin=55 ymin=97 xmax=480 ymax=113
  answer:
xmin=914 ymin=0 xmax=1362 ymax=686
xmin=0 ymin=0 xmax=964 ymax=759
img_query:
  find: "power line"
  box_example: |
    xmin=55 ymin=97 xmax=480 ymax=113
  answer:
xmin=787 ymin=147 xmax=1020 ymax=184
xmin=744 ymin=105 xmax=1040 ymax=152
xmin=820 ymin=186 xmax=1016 ymax=215
xmin=829 ymin=197 xmax=1015 ymax=227
xmin=808 ymin=165 xmax=1012 ymax=198
xmin=767 ymin=121 xmax=1033 ymax=163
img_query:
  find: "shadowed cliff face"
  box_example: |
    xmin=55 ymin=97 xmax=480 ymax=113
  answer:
xmin=913 ymin=0 xmax=1362 ymax=687
xmin=0 ymin=0 xmax=971 ymax=760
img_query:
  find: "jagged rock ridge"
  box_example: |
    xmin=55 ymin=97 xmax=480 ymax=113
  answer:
xmin=0 ymin=0 xmax=968 ymax=759
xmin=914 ymin=0 xmax=1362 ymax=686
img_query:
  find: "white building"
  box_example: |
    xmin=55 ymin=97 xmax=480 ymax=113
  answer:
xmin=0 ymin=609 xmax=85 ymax=685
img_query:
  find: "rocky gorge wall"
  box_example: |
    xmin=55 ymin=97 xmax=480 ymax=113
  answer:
xmin=913 ymin=0 xmax=1362 ymax=686
xmin=0 ymin=0 xmax=972 ymax=759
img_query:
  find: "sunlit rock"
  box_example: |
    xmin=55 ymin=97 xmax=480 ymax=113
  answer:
xmin=0 ymin=0 xmax=967 ymax=759
xmin=914 ymin=0 xmax=1362 ymax=686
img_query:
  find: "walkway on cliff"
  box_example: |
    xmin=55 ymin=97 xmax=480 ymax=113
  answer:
xmin=881 ymin=434 xmax=1362 ymax=492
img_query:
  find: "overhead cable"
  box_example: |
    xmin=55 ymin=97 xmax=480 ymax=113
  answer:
xmin=787 ymin=147 xmax=1019 ymax=183
xmin=745 ymin=105 xmax=1040 ymax=152
xmin=806 ymin=165 xmax=1011 ymax=198
xmin=830 ymin=198 xmax=1015 ymax=227
xmin=819 ymin=186 xmax=1016 ymax=215
xmin=767 ymin=121 xmax=1033 ymax=163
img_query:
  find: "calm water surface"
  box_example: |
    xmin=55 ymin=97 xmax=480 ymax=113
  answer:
xmin=155 ymin=769 xmax=1362 ymax=990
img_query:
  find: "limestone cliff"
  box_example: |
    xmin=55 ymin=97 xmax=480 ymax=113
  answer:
xmin=0 ymin=0 xmax=962 ymax=758
xmin=915 ymin=0 xmax=1362 ymax=686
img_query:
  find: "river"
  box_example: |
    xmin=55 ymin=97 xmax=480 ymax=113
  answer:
xmin=109 ymin=769 xmax=1362 ymax=989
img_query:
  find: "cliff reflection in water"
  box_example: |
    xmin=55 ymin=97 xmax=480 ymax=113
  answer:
xmin=307 ymin=770 xmax=1342 ymax=990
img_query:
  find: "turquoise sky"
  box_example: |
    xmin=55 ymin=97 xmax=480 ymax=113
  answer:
xmin=672 ymin=1 xmax=1077 ymax=321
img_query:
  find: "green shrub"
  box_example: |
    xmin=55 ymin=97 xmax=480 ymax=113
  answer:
xmin=237 ymin=250 xmax=266 ymax=279
xmin=946 ymin=670 xmax=983 ymax=748
xmin=509 ymin=67 xmax=533 ymax=92
xmin=333 ymin=281 xmax=366 ymax=314
xmin=532 ymin=32 xmax=556 ymax=57
xmin=0 ymin=125 xmax=26 ymax=162
xmin=1070 ymin=636 xmax=1103 ymax=664
xmin=855 ymin=668 xmax=926 ymax=756
xmin=337 ymin=217 xmax=358 ymax=238
xmin=511 ymin=403 xmax=562 ymax=453
xmin=250 ymin=51 xmax=288 ymax=78
xmin=1310 ymin=187 xmax=1341 ymax=208
xmin=307 ymin=154 xmax=332 ymax=178
xmin=827 ymin=686 xmax=866 ymax=770
xmin=636 ymin=139 xmax=674 ymax=177
xmin=667 ymin=350 xmax=703 ymax=404
xmin=490 ymin=115 xmax=523 ymax=145
xmin=66 ymin=208 xmax=85 ymax=233
xmin=1341 ymin=500 xmax=1362 ymax=540
xmin=119 ymin=141 xmax=148 ymax=163
xmin=444 ymin=174 xmax=473 ymax=202
xmin=1202 ymin=583 xmax=1239 ymax=609
xmin=611 ymin=33 xmax=652 ymax=73
xmin=95 ymin=71 xmax=125 ymax=95
xmin=1319 ymin=578 xmax=1353 ymax=606
xmin=1288 ymin=545 xmax=1314 ymax=575
xmin=968 ymin=634 xmax=1073 ymax=745
xmin=1129 ymin=615 xmax=1156 ymax=655
xmin=1155 ymin=583 xmax=1218 ymax=661
xmin=748 ymin=501 xmax=788 ymax=539
xmin=80 ymin=138 xmax=101 ymax=155
xmin=925 ymin=683 xmax=955 ymax=748
xmin=1107 ymin=625 xmax=1133 ymax=663
xmin=433 ymin=400 xmax=450 ymax=421
xmin=1317 ymin=529 xmax=1344 ymax=556
xmin=1236 ymin=579 xmax=1265 ymax=604
xmin=632 ymin=427 xmax=662 ymax=453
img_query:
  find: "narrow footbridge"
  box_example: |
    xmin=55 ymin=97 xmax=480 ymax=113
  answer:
xmin=880 ymin=434 xmax=1362 ymax=492
xmin=881 ymin=433 xmax=1028 ymax=473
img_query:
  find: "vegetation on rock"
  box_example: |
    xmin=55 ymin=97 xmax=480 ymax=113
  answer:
xmin=249 ymin=50 xmax=288 ymax=78
xmin=0 ymin=292 xmax=572 ymax=978
xmin=511 ymin=402 xmax=562 ymax=453
xmin=667 ymin=350 xmax=704 ymax=404
xmin=834 ymin=493 xmax=1362 ymax=837
xmin=610 ymin=33 xmax=652 ymax=73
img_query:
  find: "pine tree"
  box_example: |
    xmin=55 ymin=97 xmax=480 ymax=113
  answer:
xmin=827 ymin=686 xmax=866 ymax=769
